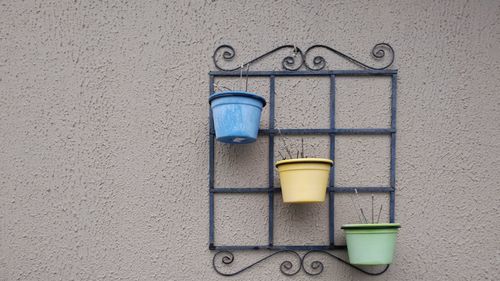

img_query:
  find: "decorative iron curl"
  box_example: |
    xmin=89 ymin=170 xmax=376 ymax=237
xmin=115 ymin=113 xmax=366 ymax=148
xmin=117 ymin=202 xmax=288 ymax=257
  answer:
xmin=212 ymin=43 xmax=395 ymax=72
xmin=304 ymin=43 xmax=395 ymax=71
xmin=212 ymin=250 xmax=302 ymax=276
xmin=301 ymin=250 xmax=390 ymax=276
xmin=212 ymin=45 xmax=304 ymax=71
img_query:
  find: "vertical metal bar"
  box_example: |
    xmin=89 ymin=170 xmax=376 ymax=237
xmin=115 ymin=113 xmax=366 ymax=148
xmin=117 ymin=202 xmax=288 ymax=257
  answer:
xmin=209 ymin=75 xmax=215 ymax=249
xmin=389 ymin=74 xmax=397 ymax=223
xmin=268 ymin=75 xmax=275 ymax=247
xmin=329 ymin=75 xmax=336 ymax=247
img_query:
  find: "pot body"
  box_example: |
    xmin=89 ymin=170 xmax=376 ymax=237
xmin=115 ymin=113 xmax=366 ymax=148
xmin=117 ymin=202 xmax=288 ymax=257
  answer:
xmin=342 ymin=223 xmax=401 ymax=265
xmin=275 ymin=158 xmax=333 ymax=203
xmin=209 ymin=91 xmax=266 ymax=144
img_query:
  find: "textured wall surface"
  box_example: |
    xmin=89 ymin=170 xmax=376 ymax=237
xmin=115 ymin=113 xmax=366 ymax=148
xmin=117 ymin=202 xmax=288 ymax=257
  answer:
xmin=1 ymin=0 xmax=500 ymax=280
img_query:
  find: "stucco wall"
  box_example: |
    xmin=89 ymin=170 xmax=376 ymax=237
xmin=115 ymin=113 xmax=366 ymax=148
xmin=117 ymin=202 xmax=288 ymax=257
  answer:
xmin=1 ymin=0 xmax=499 ymax=280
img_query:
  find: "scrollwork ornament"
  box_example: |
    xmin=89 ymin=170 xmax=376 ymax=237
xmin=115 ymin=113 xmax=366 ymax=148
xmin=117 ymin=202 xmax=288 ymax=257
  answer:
xmin=304 ymin=43 xmax=395 ymax=71
xmin=212 ymin=43 xmax=394 ymax=71
xmin=301 ymin=250 xmax=390 ymax=276
xmin=212 ymin=45 xmax=304 ymax=71
xmin=212 ymin=250 xmax=301 ymax=276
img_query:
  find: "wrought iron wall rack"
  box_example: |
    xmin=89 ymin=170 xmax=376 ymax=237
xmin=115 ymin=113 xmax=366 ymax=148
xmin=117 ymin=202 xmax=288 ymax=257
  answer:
xmin=209 ymin=44 xmax=398 ymax=277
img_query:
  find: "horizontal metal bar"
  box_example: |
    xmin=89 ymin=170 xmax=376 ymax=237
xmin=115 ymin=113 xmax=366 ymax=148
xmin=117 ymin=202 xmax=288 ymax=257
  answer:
xmin=333 ymin=187 xmax=394 ymax=193
xmin=209 ymin=70 xmax=397 ymax=77
xmin=211 ymin=187 xmax=394 ymax=193
xmin=335 ymin=128 xmax=395 ymax=135
xmin=211 ymin=188 xmax=272 ymax=193
xmin=212 ymin=245 xmax=269 ymax=251
xmin=212 ymin=245 xmax=347 ymax=251
xmin=259 ymin=128 xmax=395 ymax=135
xmin=270 ymin=245 xmax=346 ymax=251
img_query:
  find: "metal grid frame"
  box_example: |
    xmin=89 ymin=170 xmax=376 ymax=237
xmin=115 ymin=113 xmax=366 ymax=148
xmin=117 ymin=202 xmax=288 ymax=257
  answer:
xmin=208 ymin=69 xmax=397 ymax=252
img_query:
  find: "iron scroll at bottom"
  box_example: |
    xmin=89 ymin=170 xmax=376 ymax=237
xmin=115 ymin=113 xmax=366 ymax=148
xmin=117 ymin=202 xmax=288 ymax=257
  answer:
xmin=212 ymin=250 xmax=390 ymax=277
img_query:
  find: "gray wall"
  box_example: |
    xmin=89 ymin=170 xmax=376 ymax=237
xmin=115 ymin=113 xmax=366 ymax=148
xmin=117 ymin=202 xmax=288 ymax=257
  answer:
xmin=1 ymin=0 xmax=499 ymax=280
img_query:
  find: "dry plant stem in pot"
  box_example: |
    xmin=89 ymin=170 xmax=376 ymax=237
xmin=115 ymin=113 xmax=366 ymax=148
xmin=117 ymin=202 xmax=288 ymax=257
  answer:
xmin=274 ymin=133 xmax=333 ymax=203
xmin=342 ymin=189 xmax=401 ymax=265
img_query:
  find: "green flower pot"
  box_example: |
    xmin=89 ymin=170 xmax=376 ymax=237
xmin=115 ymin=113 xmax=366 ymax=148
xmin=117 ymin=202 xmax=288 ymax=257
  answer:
xmin=341 ymin=223 xmax=401 ymax=265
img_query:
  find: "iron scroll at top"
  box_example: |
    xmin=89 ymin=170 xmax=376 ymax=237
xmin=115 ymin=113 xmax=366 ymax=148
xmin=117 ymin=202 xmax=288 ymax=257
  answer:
xmin=212 ymin=43 xmax=395 ymax=71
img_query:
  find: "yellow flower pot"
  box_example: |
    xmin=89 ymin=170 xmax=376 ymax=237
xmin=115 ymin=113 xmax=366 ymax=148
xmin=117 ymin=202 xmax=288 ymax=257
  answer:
xmin=275 ymin=158 xmax=333 ymax=203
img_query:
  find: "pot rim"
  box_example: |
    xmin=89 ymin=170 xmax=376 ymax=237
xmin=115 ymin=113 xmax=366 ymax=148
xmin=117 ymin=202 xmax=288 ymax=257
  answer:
xmin=275 ymin=158 xmax=333 ymax=168
xmin=341 ymin=223 xmax=401 ymax=230
xmin=209 ymin=91 xmax=266 ymax=107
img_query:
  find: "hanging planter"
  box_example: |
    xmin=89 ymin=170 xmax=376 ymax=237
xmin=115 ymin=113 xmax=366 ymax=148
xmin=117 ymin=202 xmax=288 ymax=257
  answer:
xmin=275 ymin=158 xmax=333 ymax=203
xmin=209 ymin=91 xmax=266 ymax=144
xmin=342 ymin=223 xmax=401 ymax=265
xmin=341 ymin=192 xmax=400 ymax=265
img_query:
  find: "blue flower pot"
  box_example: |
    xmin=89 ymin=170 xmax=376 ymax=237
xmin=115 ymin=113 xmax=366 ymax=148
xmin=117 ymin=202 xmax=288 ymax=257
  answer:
xmin=209 ymin=91 xmax=266 ymax=144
